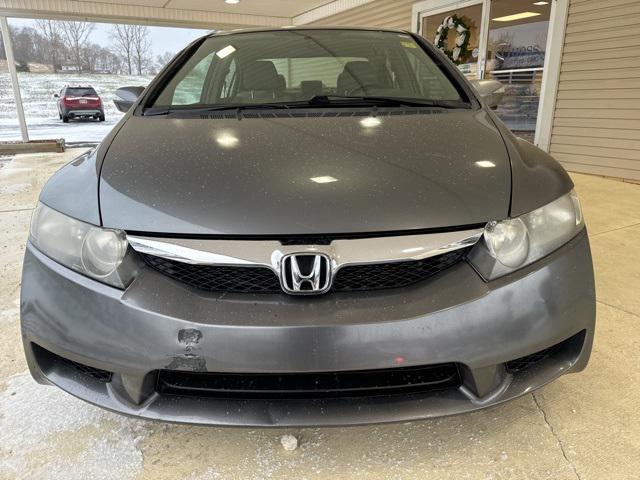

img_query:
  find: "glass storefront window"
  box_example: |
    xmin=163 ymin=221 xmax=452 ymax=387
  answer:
xmin=486 ymin=0 xmax=551 ymax=141
xmin=419 ymin=0 xmax=552 ymax=142
xmin=422 ymin=4 xmax=483 ymax=79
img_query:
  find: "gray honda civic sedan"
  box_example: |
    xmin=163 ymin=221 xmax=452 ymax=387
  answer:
xmin=21 ymin=27 xmax=595 ymax=426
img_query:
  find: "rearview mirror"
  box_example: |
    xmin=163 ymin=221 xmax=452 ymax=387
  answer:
xmin=470 ymin=79 xmax=505 ymax=110
xmin=53 ymin=93 xmax=59 ymax=98
xmin=114 ymin=86 xmax=145 ymax=113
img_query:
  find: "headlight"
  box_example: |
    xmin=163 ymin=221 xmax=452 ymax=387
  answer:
xmin=29 ymin=203 xmax=138 ymax=288
xmin=469 ymin=190 xmax=584 ymax=279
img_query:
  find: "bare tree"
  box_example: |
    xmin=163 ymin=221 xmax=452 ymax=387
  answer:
xmin=102 ymin=49 xmax=123 ymax=74
xmin=9 ymin=27 xmax=37 ymax=66
xmin=132 ymin=25 xmax=151 ymax=75
xmin=155 ymin=51 xmax=175 ymax=72
xmin=111 ymin=24 xmax=151 ymax=75
xmin=110 ymin=24 xmax=137 ymax=74
xmin=35 ymin=19 xmax=64 ymax=71
xmin=82 ymin=43 xmax=101 ymax=72
xmin=59 ymin=20 xmax=95 ymax=71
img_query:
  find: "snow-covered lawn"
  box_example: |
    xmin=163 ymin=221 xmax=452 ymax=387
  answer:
xmin=0 ymin=73 xmax=153 ymax=143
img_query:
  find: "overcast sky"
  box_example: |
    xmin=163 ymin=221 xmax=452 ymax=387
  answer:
xmin=8 ymin=18 xmax=210 ymax=59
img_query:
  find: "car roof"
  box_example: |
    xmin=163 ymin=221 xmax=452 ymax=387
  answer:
xmin=208 ymin=25 xmax=411 ymax=38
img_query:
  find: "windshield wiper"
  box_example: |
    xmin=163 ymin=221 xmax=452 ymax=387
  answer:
xmin=142 ymin=96 xmax=467 ymax=116
xmin=305 ymin=95 xmax=468 ymax=109
xmin=143 ymin=103 xmax=293 ymax=116
xmin=179 ymin=103 xmax=292 ymax=112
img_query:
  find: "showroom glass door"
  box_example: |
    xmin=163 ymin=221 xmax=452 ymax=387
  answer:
xmin=418 ymin=0 xmax=552 ymax=142
xmin=420 ymin=0 xmax=489 ymax=80
xmin=484 ymin=0 xmax=552 ymax=142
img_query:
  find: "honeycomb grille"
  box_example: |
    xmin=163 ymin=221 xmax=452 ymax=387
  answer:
xmin=505 ymin=345 xmax=557 ymax=373
xmin=141 ymin=247 xmax=468 ymax=294
xmin=333 ymin=249 xmax=468 ymax=291
xmin=157 ymin=362 xmax=461 ymax=399
xmin=143 ymin=255 xmax=281 ymax=293
xmin=65 ymin=359 xmax=113 ymax=383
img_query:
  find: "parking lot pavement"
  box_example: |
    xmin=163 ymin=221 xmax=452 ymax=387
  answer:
xmin=1 ymin=149 xmax=639 ymax=479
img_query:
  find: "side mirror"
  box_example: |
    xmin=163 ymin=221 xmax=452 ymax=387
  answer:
xmin=114 ymin=86 xmax=145 ymax=113
xmin=470 ymin=79 xmax=505 ymax=110
xmin=53 ymin=93 xmax=59 ymax=98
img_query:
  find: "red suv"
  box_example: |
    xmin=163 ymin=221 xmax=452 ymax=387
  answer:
xmin=55 ymin=85 xmax=105 ymax=123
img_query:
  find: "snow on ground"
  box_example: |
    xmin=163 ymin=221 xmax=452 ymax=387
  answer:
xmin=0 ymin=371 xmax=152 ymax=480
xmin=0 ymin=156 xmax=12 ymax=170
xmin=0 ymin=73 xmax=153 ymax=144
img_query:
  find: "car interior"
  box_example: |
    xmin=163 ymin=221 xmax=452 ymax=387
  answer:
xmin=152 ymin=31 xmax=462 ymax=107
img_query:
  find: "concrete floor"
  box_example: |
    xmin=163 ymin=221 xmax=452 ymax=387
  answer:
xmin=1 ymin=148 xmax=639 ymax=480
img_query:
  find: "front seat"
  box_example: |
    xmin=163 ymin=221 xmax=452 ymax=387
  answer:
xmin=336 ymin=61 xmax=392 ymax=95
xmin=236 ymin=61 xmax=284 ymax=101
xmin=300 ymin=80 xmax=323 ymax=99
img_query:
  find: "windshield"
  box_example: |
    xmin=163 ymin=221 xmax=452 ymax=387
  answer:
xmin=150 ymin=30 xmax=466 ymax=109
xmin=66 ymin=88 xmax=98 ymax=97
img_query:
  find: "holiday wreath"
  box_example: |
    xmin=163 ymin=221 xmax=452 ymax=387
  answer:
xmin=433 ymin=15 xmax=471 ymax=64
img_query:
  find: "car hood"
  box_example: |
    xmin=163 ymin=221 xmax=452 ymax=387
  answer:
xmin=100 ymin=109 xmax=510 ymax=235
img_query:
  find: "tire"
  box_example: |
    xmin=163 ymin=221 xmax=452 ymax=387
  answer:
xmin=99 ymin=114 xmax=105 ymax=122
xmin=62 ymin=115 xmax=69 ymax=123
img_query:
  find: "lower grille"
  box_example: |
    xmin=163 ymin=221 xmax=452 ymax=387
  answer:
xmin=506 ymin=345 xmax=558 ymax=373
xmin=64 ymin=358 xmax=113 ymax=383
xmin=32 ymin=343 xmax=113 ymax=383
xmin=141 ymin=248 xmax=468 ymax=294
xmin=506 ymin=331 xmax=587 ymax=374
xmin=156 ymin=363 xmax=461 ymax=399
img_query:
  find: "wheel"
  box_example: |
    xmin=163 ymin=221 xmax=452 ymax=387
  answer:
xmin=62 ymin=115 xmax=69 ymax=123
xmin=99 ymin=114 xmax=105 ymax=122
xmin=58 ymin=112 xmax=62 ymax=119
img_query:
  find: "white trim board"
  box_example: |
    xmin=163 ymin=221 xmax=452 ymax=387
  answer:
xmin=534 ymin=0 xmax=569 ymax=152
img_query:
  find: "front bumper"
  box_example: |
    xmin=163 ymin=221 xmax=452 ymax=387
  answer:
xmin=20 ymin=230 xmax=595 ymax=426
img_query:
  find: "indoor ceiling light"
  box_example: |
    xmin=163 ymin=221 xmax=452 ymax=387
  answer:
xmin=225 ymin=0 xmax=240 ymax=4
xmin=533 ymin=1 xmax=549 ymax=5
xmin=310 ymin=176 xmax=338 ymax=184
xmin=493 ymin=11 xmax=540 ymax=22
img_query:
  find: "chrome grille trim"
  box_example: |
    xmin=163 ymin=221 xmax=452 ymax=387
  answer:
xmin=127 ymin=229 xmax=483 ymax=276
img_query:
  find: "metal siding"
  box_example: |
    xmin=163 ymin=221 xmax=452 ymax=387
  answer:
xmin=550 ymin=0 xmax=640 ymax=181
xmin=294 ymin=0 xmax=376 ymax=25
xmin=307 ymin=0 xmax=414 ymax=31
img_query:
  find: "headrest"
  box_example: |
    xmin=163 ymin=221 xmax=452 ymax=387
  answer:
xmin=337 ymin=61 xmax=390 ymax=94
xmin=277 ymin=74 xmax=287 ymax=90
xmin=242 ymin=61 xmax=281 ymax=91
xmin=300 ymin=80 xmax=323 ymax=98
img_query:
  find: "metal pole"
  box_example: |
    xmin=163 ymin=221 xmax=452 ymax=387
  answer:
xmin=1 ymin=16 xmax=29 ymax=143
